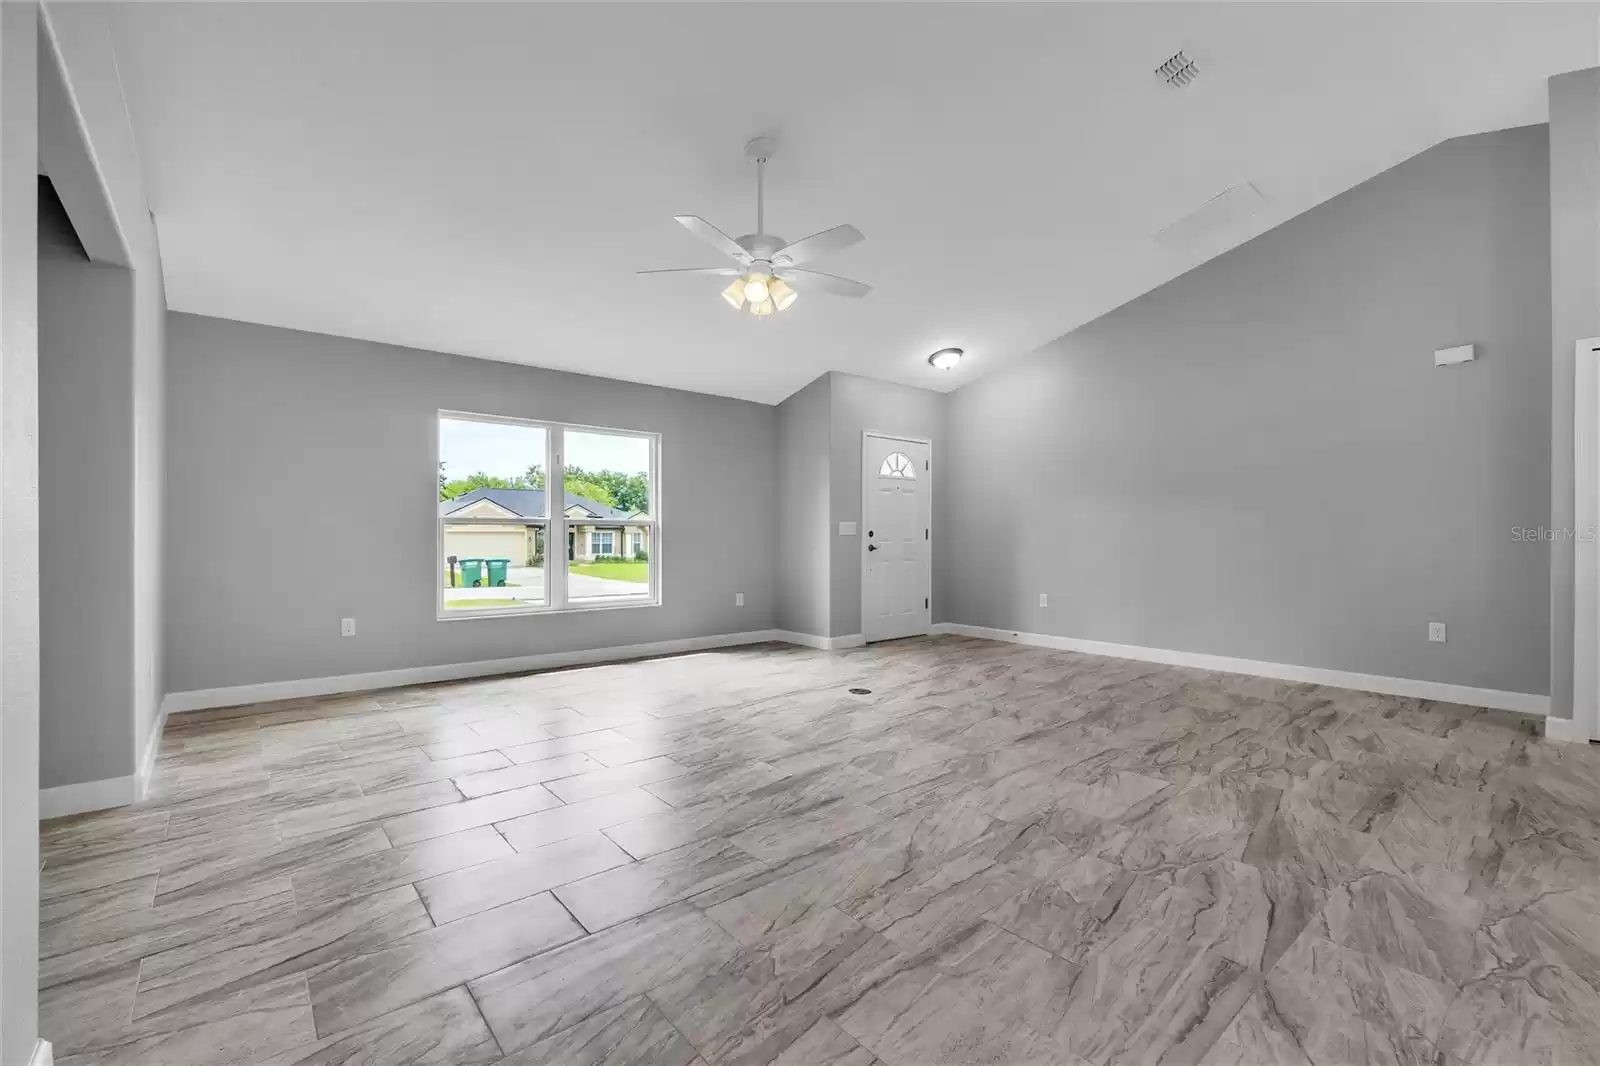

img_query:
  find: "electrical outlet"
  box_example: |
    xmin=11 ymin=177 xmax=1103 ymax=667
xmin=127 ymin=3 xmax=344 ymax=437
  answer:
xmin=1428 ymin=621 xmax=1446 ymax=643
xmin=341 ymin=617 xmax=356 ymax=637
xmin=1039 ymin=593 xmax=1049 ymax=608
xmin=735 ymin=592 xmax=745 ymax=607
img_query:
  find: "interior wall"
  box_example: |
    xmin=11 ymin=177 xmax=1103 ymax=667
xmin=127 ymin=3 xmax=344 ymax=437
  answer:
xmin=0 ymin=5 xmax=41 ymax=1060
xmin=38 ymin=177 xmax=135 ymax=790
xmin=775 ymin=373 xmax=832 ymax=637
xmin=944 ymin=125 xmax=1552 ymax=696
xmin=163 ymin=312 xmax=777 ymax=695
xmin=827 ymin=371 xmax=945 ymax=638
xmin=1548 ymin=67 xmax=1600 ymax=720
xmin=40 ymin=1 xmax=168 ymax=781
xmin=42 ymin=2 xmax=167 ymax=778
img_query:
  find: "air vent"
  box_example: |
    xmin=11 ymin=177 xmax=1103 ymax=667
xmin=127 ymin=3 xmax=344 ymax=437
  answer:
xmin=1155 ymin=50 xmax=1199 ymax=88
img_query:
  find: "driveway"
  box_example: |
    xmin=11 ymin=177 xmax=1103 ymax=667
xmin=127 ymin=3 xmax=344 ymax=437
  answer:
xmin=442 ymin=565 xmax=645 ymax=606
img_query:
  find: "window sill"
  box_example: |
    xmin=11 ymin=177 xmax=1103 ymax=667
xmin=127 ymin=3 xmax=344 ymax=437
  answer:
xmin=436 ymin=598 xmax=660 ymax=622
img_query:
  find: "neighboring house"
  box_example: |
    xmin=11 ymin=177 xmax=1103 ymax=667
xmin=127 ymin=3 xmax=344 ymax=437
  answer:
xmin=440 ymin=487 xmax=648 ymax=570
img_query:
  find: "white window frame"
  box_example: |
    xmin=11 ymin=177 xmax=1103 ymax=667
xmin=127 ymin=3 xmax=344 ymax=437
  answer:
xmin=437 ymin=411 xmax=661 ymax=620
xmin=590 ymin=530 xmax=615 ymax=557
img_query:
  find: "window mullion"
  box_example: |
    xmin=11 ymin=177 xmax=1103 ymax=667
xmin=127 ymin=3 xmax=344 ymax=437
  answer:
xmin=550 ymin=425 xmax=566 ymax=611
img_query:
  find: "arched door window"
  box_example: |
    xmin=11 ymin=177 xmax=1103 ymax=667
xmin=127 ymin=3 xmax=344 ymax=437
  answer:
xmin=878 ymin=451 xmax=916 ymax=479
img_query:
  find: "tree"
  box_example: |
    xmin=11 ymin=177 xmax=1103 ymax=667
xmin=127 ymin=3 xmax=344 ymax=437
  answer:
xmin=562 ymin=466 xmax=648 ymax=513
xmin=437 ymin=462 xmax=645 ymax=514
xmin=440 ymin=465 xmax=545 ymax=501
xmin=591 ymin=470 xmax=650 ymax=514
xmin=561 ymin=473 xmax=614 ymax=508
xmin=440 ymin=470 xmax=518 ymax=501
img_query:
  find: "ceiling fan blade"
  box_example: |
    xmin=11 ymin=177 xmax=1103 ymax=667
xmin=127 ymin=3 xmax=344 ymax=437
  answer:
xmin=673 ymin=216 xmax=752 ymax=265
xmin=770 ymin=224 xmax=864 ymax=266
xmin=776 ymin=268 xmax=871 ymax=298
xmin=636 ymin=267 xmax=743 ymax=277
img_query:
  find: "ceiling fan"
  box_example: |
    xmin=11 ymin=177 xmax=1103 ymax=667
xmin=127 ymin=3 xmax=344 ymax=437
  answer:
xmin=638 ymin=137 xmax=870 ymax=316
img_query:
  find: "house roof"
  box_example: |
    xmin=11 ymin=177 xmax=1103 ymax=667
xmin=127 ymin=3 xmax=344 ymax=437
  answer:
xmin=439 ymin=486 xmax=635 ymax=521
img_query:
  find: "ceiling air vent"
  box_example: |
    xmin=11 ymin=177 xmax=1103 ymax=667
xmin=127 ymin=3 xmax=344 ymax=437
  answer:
xmin=1155 ymin=50 xmax=1199 ymax=88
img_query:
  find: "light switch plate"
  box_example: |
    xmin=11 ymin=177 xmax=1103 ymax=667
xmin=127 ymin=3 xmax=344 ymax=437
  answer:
xmin=340 ymin=617 xmax=356 ymax=637
xmin=735 ymin=592 xmax=744 ymax=607
xmin=839 ymin=521 xmax=857 ymax=536
xmin=1428 ymin=621 xmax=1446 ymax=643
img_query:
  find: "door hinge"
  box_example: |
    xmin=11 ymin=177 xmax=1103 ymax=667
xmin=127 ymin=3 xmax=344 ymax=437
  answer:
xmin=925 ymin=597 xmax=929 ymax=608
xmin=925 ymin=529 xmax=929 ymax=539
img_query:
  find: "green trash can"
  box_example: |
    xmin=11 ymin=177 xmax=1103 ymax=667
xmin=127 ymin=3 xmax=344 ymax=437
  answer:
xmin=456 ymin=557 xmax=485 ymax=588
xmin=486 ymin=558 xmax=510 ymax=587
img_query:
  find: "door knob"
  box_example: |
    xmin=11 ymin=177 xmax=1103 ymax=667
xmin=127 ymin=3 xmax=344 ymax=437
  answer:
xmin=867 ymin=544 xmax=879 ymax=552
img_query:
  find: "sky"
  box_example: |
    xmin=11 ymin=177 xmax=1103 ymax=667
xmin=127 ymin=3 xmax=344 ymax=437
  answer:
xmin=440 ymin=418 xmax=650 ymax=479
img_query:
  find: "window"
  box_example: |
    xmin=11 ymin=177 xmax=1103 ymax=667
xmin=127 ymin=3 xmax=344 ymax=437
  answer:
xmin=439 ymin=413 xmax=658 ymax=617
xmin=565 ymin=428 xmax=654 ymax=604
xmin=879 ymin=451 xmax=916 ymax=479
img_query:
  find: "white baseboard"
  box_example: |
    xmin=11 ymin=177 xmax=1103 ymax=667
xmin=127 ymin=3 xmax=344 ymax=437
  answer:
xmin=161 ymin=630 xmax=790 ymax=715
xmin=30 ymin=1039 xmax=52 ymax=1066
xmin=39 ymin=709 xmax=168 ymax=819
xmin=1543 ymin=715 xmax=1592 ymax=743
xmin=772 ymin=631 xmax=866 ymax=651
xmin=935 ymin=623 xmax=1550 ymax=717
xmin=39 ymin=776 xmax=137 ymax=820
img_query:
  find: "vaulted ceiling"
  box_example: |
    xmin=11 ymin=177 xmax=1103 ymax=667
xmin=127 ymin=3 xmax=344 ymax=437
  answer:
xmin=102 ymin=2 xmax=1596 ymax=402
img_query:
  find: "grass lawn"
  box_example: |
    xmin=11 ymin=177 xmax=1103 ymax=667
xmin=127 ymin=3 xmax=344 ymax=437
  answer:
xmin=445 ymin=598 xmax=526 ymax=610
xmin=570 ymin=560 xmax=648 ymax=584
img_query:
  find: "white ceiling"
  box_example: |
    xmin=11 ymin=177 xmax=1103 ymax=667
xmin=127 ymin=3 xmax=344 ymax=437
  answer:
xmin=105 ymin=2 xmax=1597 ymax=404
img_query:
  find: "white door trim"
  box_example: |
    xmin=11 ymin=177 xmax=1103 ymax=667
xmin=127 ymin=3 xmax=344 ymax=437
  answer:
xmin=1569 ymin=337 xmax=1600 ymax=742
xmin=861 ymin=430 xmax=933 ymax=643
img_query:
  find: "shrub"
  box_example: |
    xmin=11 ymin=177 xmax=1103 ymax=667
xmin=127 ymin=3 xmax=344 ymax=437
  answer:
xmin=632 ymin=549 xmax=649 ymax=562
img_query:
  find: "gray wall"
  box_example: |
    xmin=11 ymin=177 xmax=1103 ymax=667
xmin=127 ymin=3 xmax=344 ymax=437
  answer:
xmin=39 ymin=178 xmax=136 ymax=789
xmin=40 ymin=0 xmax=172 ymax=778
xmin=164 ymin=312 xmax=777 ymax=694
xmin=944 ymin=126 xmax=1552 ymax=696
xmin=775 ymin=373 xmax=832 ymax=637
xmin=1548 ymin=68 xmax=1600 ymax=719
xmin=1 ymin=5 xmax=40 ymax=1060
xmin=827 ymin=372 xmax=946 ymax=637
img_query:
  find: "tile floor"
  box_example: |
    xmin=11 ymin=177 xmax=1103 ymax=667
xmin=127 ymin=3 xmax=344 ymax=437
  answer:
xmin=36 ymin=635 xmax=1600 ymax=1065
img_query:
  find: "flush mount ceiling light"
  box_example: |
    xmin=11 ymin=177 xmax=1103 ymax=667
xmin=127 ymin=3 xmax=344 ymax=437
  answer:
xmin=928 ymin=347 xmax=963 ymax=370
xmin=639 ymin=138 xmax=872 ymax=316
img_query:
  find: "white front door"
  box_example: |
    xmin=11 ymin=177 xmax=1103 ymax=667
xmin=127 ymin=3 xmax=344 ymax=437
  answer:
xmin=862 ymin=433 xmax=932 ymax=643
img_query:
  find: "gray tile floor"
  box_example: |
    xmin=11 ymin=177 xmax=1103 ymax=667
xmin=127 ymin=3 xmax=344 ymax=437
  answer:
xmin=36 ymin=636 xmax=1600 ymax=1065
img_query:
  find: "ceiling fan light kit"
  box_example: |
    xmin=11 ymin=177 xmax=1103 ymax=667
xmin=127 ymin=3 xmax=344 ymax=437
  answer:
xmin=722 ymin=273 xmax=796 ymax=315
xmin=640 ymin=137 xmax=871 ymax=316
